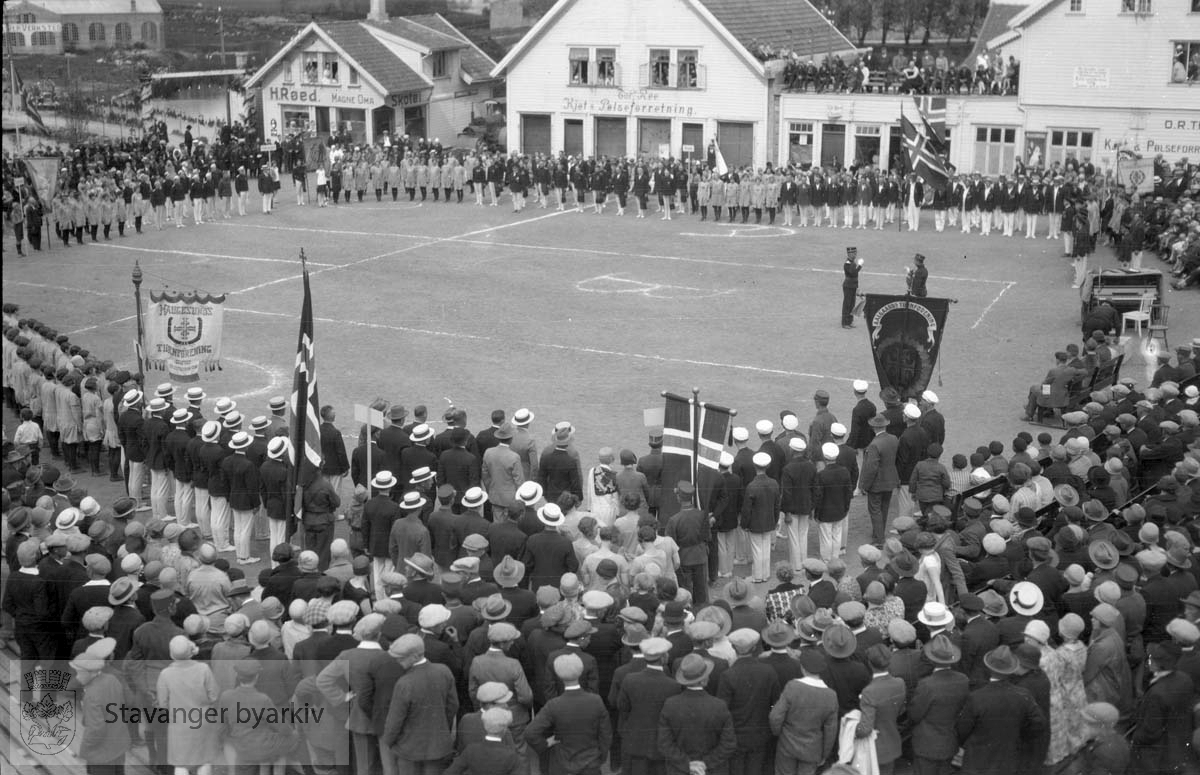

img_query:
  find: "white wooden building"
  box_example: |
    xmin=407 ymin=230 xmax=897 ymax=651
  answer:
xmin=490 ymin=0 xmax=857 ymax=169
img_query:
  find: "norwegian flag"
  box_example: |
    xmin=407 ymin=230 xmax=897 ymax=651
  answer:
xmin=696 ymin=401 xmax=734 ymax=510
xmin=658 ymin=392 xmax=695 ymax=519
xmin=289 ymin=251 xmax=322 ymax=523
xmin=902 ymin=113 xmax=950 ymax=192
xmin=913 ymin=95 xmax=947 ymax=155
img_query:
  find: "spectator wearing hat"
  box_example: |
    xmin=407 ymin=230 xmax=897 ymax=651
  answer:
xmin=364 ymin=471 xmax=402 ymax=600
xmin=658 ymin=652 xmax=736 ymax=774
xmin=956 ymin=646 xmax=1048 ymax=775
xmin=186 ymin=545 xmax=233 ymax=635
xmin=855 ymin=644 xmax=906 ymax=775
xmin=398 ymin=424 xmax=438 ymax=493
xmin=739 ymin=448 xmax=777 ymax=583
xmin=427 ymin=485 xmax=461 ymax=571
xmin=117 ymin=389 xmax=150 ymax=513
xmin=290 ymin=551 xmax=326 ymax=604
xmin=143 ymin=397 xmax=173 ymax=520
xmin=218 ymin=659 xmax=298 ymax=769
xmin=779 ymin=437 xmax=817 ymax=573
xmin=860 ymin=414 xmax=900 ymax=547
xmin=1131 ymin=641 xmax=1194 ymax=773
xmin=538 ymin=425 xmax=583 ymax=504
xmin=907 ymin=634 xmax=968 ymax=772
xmin=482 ymin=422 xmax=525 ymax=516
xmin=107 ymin=575 xmax=146 ymax=658
xmin=157 ymin=634 xmax=220 ymax=773
xmin=636 ymin=432 xmax=665 ymax=520
xmin=820 ymin=623 xmax=870 ymax=716
xmin=439 ymin=426 xmax=482 ymax=500
xmin=71 ymin=638 xmax=131 ymax=773
xmin=714 ymin=628 xmax=778 ymax=775
xmin=614 ymin=635 xmax=678 ymax=772
xmin=521 ymin=504 xmax=579 ymax=591
xmin=507 ymin=408 xmax=538 ymax=482
xmin=448 ymin=705 xmax=523 ymax=775
xmin=1085 ymin=603 xmax=1133 ymax=717
xmin=382 ymin=634 xmax=460 ymax=774
xmin=62 ymin=553 xmax=113 ymax=642
xmin=1075 ymin=702 xmax=1130 ymax=775
xmin=318 ymin=405 xmax=350 ymax=495
xmin=525 ymin=652 xmax=612 ymax=775
xmin=3 ymin=538 xmax=55 ymax=669
xmin=770 ymin=649 xmax=838 ymax=775
xmin=666 ymin=480 xmax=711 ymax=605
xmin=316 ymin=613 xmax=390 ymax=775
xmin=909 ymin=443 xmax=951 ymax=518
xmin=468 ymin=622 xmax=533 ymax=714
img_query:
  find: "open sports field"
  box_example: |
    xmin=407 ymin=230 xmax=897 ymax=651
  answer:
xmin=6 ymin=193 xmax=1197 ymax=562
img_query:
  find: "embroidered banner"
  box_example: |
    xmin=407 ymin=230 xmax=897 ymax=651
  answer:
xmin=863 ymin=294 xmax=952 ymax=401
xmin=143 ymin=290 xmax=226 ymax=382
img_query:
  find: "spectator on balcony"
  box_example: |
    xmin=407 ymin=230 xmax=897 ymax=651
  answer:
xmin=891 ymin=50 xmax=909 ymax=86
xmin=902 ymin=61 xmax=923 ymax=94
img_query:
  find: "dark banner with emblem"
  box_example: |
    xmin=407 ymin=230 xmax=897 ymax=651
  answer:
xmin=863 ymin=294 xmax=951 ymax=400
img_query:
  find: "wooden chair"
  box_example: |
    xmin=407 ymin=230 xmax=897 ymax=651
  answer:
xmin=1148 ymin=303 xmax=1169 ymax=350
xmin=1120 ymin=293 xmax=1154 ymax=338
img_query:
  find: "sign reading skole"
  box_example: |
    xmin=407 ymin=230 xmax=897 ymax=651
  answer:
xmin=267 ymin=84 xmax=384 ymax=108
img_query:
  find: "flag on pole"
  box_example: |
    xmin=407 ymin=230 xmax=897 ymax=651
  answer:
xmin=289 ymin=251 xmax=322 ymax=528
xmin=658 ymin=392 xmax=695 ymax=520
xmin=10 ymin=60 xmax=48 ymax=134
xmin=696 ymin=402 xmax=734 ymax=510
xmin=713 ymin=141 xmax=728 ymax=177
xmin=901 ymin=113 xmax=950 ymax=192
xmin=913 ymin=95 xmax=947 ymax=154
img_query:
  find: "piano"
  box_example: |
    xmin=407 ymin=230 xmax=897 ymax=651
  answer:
xmin=1079 ymin=269 xmax=1165 ymax=324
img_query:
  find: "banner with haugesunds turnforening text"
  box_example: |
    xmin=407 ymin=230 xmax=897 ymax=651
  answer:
xmin=143 ymin=290 xmax=225 ymax=382
xmin=863 ymin=294 xmax=951 ymax=401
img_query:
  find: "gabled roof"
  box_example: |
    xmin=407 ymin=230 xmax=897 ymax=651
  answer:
xmin=403 ymin=14 xmax=499 ymax=83
xmin=364 ymin=17 xmax=466 ymax=53
xmin=699 ymin=0 xmax=856 ymax=58
xmin=1009 ymin=0 xmax=1062 ymax=29
xmin=17 ymin=0 xmax=162 ymax=15
xmin=492 ymin=0 xmax=855 ymax=79
xmin=963 ymin=1 xmax=1031 ymax=65
xmin=244 ymin=20 xmax=430 ymax=96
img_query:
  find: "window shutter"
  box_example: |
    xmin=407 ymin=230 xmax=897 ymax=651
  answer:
xmin=639 ymin=62 xmax=649 ymax=88
xmin=697 ymin=64 xmax=706 ymax=89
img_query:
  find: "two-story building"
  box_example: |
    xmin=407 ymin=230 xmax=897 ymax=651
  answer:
xmin=2 ymin=0 xmax=163 ymax=54
xmin=245 ymin=2 xmax=499 ymax=146
xmin=777 ymin=0 xmax=1200 ymax=176
xmin=490 ymin=0 xmax=857 ymax=169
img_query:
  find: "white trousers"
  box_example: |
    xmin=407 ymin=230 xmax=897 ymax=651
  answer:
xmin=897 ymin=487 xmax=917 ymax=519
xmin=818 ymin=519 xmax=846 ymax=562
xmin=174 ymin=479 xmax=195 ymax=525
xmin=748 ymin=531 xmax=773 ymax=582
xmin=210 ymin=495 xmax=233 ymax=552
xmin=150 ymin=468 xmax=172 ymax=519
xmin=1003 ymin=212 xmax=1015 ymax=236
xmin=372 ymin=557 xmax=394 ymax=601
xmin=716 ymin=530 xmax=737 ymax=577
xmin=906 ymin=203 xmax=920 ymax=230
xmin=269 ymin=518 xmax=289 ymax=567
xmin=934 ymin=211 xmax=946 ymax=231
xmin=233 ymin=508 xmax=256 ymax=560
xmin=194 ymin=486 xmax=212 ymax=540
xmin=781 ymin=513 xmax=810 ymax=572
xmin=128 ymin=460 xmax=148 ymax=507
xmin=981 ymin=211 xmax=992 ymax=235
xmin=1025 ymin=213 xmax=1039 ymax=237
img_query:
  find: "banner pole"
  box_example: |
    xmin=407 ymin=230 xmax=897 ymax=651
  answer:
xmin=132 ymin=261 xmax=146 ymax=383
xmin=690 ymin=386 xmax=700 ymax=507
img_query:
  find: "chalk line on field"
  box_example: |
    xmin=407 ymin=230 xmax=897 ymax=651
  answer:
xmin=221 ymin=222 xmax=434 ymax=240
xmin=224 ymin=306 xmax=858 ymax=383
xmin=66 ymin=314 xmax=137 ymax=336
xmin=10 ymin=281 xmax=125 ymax=298
xmin=970 ymin=281 xmax=1017 ymax=330
xmin=224 ymin=356 xmax=288 ymax=402
xmin=86 ymin=243 xmax=337 ymax=266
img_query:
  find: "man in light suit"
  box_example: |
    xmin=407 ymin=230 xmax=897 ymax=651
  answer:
xmin=482 ymin=422 xmax=524 ymax=514
xmin=509 ymin=408 xmax=539 ymax=481
xmin=859 ymin=414 xmax=900 ymax=548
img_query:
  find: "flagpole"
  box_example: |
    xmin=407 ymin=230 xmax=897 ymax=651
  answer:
xmin=132 ymin=261 xmax=146 ymax=383
xmin=690 ymin=386 xmax=700 ymax=507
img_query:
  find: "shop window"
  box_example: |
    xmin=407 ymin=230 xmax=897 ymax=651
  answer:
xmin=677 ymin=50 xmax=699 ymax=88
xmin=141 ymin=21 xmax=157 ymax=43
xmin=569 ymin=48 xmax=590 ymax=85
xmin=788 ymin=121 xmax=814 ymax=166
xmin=32 ymin=31 xmax=55 ymax=46
xmin=973 ymin=126 xmax=1017 ymax=177
xmin=597 ymin=48 xmax=616 ymax=86
xmin=649 ymin=49 xmax=671 ymax=87
xmin=5 ymin=32 xmax=24 ymax=49
xmin=89 ymin=23 xmax=105 ymax=42
xmin=63 ymin=23 xmax=79 ymax=45
xmin=1047 ymin=129 xmax=1094 ymax=167
xmin=115 ymin=23 xmax=132 ymax=44
xmin=284 ymin=109 xmax=311 ymax=133
xmin=1171 ymin=41 xmax=1200 ymax=83
xmin=431 ymin=51 xmax=446 ymax=79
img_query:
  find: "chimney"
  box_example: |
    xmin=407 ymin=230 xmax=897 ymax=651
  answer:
xmin=131 ymin=0 xmax=137 ymax=11
xmin=368 ymin=0 xmax=387 ymax=22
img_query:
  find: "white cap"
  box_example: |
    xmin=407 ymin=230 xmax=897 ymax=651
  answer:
xmin=719 ymin=451 xmax=734 ymax=467
xmin=821 ymin=442 xmax=840 ymax=460
xmin=830 ymin=422 xmax=848 ymax=438
xmin=852 ymin=379 xmax=869 ymax=393
xmin=903 ymin=403 xmax=921 ymax=420
xmin=789 ymin=437 xmax=807 ymax=452
xmin=755 ymin=420 xmax=774 ymax=435
xmin=731 ymin=427 xmax=750 ymax=442
xmin=752 ymin=452 xmax=771 ymax=468
xmin=921 ymin=390 xmax=939 ymax=404
xmin=782 ymin=414 xmax=799 ymax=431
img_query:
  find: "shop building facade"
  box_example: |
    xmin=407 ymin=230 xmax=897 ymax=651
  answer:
xmin=491 ymin=0 xmax=856 ymax=169
xmin=246 ymin=12 xmax=498 ymax=147
xmin=2 ymin=0 xmax=163 ymax=54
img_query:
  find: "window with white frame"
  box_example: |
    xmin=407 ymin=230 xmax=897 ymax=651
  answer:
xmin=1121 ymin=0 xmax=1151 ymax=12
xmin=569 ymin=48 xmax=590 ymax=84
xmin=1069 ymin=0 xmax=1083 ymax=11
xmin=430 ymin=51 xmax=446 ymax=79
xmin=678 ymin=49 xmax=698 ymax=88
xmin=1047 ymin=129 xmax=1094 ymax=166
xmin=596 ymin=48 xmax=616 ymax=86
xmin=32 ymin=30 xmax=54 ymax=46
xmin=323 ymin=54 xmax=339 ymax=83
xmin=650 ymin=49 xmax=671 ymax=87
xmin=788 ymin=122 xmax=814 ymax=164
xmin=1172 ymin=41 xmax=1200 ymax=83
xmin=974 ymin=126 xmax=1017 ymax=176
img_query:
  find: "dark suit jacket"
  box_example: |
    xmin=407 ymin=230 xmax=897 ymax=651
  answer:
xmin=813 ymin=463 xmax=853 ymax=523
xmin=520 ymin=531 xmax=579 ymax=591
xmin=860 ymin=432 xmax=900 ymax=492
xmin=446 ymin=738 xmax=522 ymax=775
xmin=769 ymin=678 xmax=839 ymax=764
xmin=616 ymin=665 xmax=681 ymax=758
xmin=319 ymin=422 xmax=349 ymax=476
xmin=1131 ymin=671 xmax=1195 ymax=773
xmin=896 ymin=425 xmax=930 ymax=481
xmin=909 ymin=668 xmax=970 ymax=760
xmin=716 ymin=657 xmax=781 ymax=749
xmin=658 ymin=688 xmax=737 ymax=775
xmin=956 ymin=680 xmax=1048 ymax=775
xmin=859 ymin=673 xmax=907 ymax=763
xmin=960 ymin=616 xmax=1000 ymax=688
xmin=381 ymin=660 xmax=459 ymax=760
xmin=779 ymin=457 xmax=816 ymax=515
xmin=525 ymin=687 xmax=611 ymax=773
xmin=538 ymin=448 xmax=582 ymax=501
xmin=740 ymin=473 xmax=780 ymax=533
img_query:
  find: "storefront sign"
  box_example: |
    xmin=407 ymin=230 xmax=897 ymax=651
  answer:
xmin=2 ymin=23 xmax=61 ymax=34
xmin=267 ymin=85 xmax=383 ymax=108
xmin=1103 ymin=118 xmax=1200 ymax=157
xmin=389 ymin=90 xmax=430 ymax=108
xmin=562 ymin=88 xmax=698 ymax=118
xmin=1072 ymin=66 xmax=1109 ymax=88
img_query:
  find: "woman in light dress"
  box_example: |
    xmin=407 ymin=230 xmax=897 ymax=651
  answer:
xmin=1036 ymin=613 xmax=1091 ymax=767
xmin=157 ymin=634 xmax=220 ymax=775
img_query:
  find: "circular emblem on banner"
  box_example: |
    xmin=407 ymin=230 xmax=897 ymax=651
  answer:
xmin=875 ymin=334 xmax=933 ymax=398
xmin=1129 ymin=169 xmax=1145 ymax=188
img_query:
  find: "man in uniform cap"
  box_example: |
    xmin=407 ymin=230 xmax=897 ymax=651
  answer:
xmin=842 ymin=247 xmax=862 ymax=329
xmin=636 ymin=431 xmax=664 ymax=520
xmin=742 ymin=451 xmax=780 ymax=582
xmin=666 ymin=480 xmax=711 ymax=604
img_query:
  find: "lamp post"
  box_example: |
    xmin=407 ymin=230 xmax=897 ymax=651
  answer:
xmin=132 ymin=261 xmax=146 ymax=383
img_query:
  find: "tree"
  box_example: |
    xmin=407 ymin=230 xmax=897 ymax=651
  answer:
xmin=877 ymin=0 xmax=899 ymax=48
xmin=898 ymin=0 xmax=923 ymax=46
xmin=959 ymin=0 xmax=989 ymax=42
xmin=920 ymin=0 xmax=941 ymax=45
